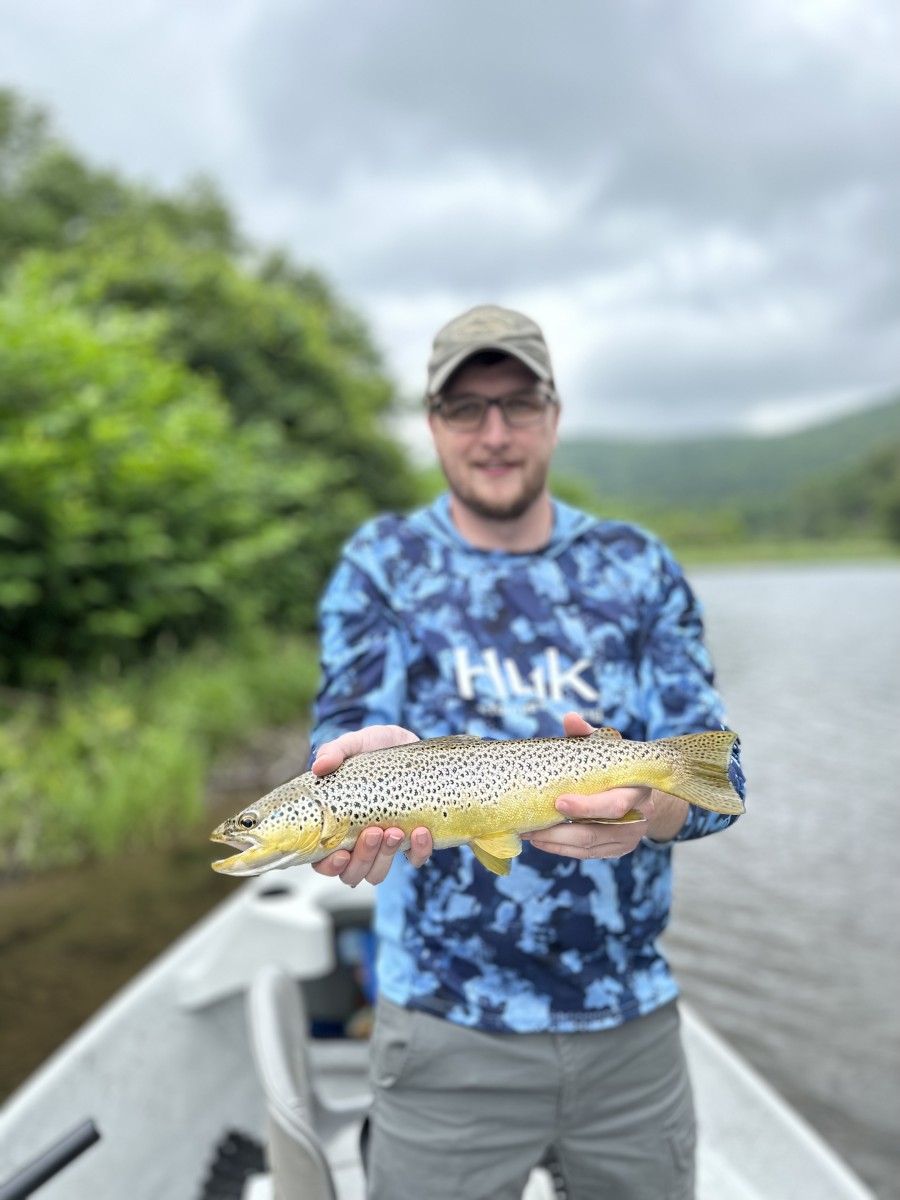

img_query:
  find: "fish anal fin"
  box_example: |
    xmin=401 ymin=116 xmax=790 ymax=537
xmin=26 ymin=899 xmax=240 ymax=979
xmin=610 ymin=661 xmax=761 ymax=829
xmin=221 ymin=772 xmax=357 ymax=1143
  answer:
xmin=469 ymin=830 xmax=523 ymax=875
xmin=320 ymin=806 xmax=352 ymax=851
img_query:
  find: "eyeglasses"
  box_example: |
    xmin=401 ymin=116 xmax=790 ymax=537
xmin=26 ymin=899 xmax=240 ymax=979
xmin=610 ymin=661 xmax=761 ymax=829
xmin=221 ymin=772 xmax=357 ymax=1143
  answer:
xmin=429 ymin=388 xmax=557 ymax=431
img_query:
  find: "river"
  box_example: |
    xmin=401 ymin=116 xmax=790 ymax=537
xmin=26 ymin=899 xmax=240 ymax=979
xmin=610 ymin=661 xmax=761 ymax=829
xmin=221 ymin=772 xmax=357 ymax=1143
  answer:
xmin=664 ymin=561 xmax=900 ymax=1200
xmin=1 ymin=562 xmax=897 ymax=1198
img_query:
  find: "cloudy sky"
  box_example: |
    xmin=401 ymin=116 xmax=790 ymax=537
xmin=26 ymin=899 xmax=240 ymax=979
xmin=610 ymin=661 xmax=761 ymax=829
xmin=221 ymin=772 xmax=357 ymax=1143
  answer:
xmin=1 ymin=0 xmax=898 ymax=442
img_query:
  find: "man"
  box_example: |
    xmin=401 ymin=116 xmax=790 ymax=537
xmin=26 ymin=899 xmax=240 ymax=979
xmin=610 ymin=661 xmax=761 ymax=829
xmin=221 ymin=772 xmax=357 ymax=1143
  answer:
xmin=308 ymin=304 xmax=744 ymax=1200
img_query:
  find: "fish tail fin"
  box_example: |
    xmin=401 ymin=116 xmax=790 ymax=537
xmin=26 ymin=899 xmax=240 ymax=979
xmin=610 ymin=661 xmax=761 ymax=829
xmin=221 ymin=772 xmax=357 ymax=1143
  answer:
xmin=666 ymin=730 xmax=745 ymax=816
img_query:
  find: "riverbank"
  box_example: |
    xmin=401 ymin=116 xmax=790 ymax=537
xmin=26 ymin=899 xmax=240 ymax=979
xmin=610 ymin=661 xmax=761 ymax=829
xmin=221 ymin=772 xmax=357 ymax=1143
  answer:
xmin=677 ymin=536 xmax=899 ymax=566
xmin=0 ymin=724 xmax=310 ymax=1099
xmin=0 ymin=633 xmax=319 ymax=877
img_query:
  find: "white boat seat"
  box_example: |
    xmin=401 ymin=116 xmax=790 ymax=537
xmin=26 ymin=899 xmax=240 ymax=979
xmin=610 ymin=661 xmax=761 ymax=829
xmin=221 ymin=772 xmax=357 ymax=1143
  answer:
xmin=244 ymin=964 xmax=371 ymax=1200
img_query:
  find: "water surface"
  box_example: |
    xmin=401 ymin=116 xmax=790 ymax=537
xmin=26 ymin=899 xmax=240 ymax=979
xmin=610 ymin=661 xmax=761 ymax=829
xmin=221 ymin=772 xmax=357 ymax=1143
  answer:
xmin=2 ymin=564 xmax=896 ymax=1197
xmin=664 ymin=562 xmax=900 ymax=1199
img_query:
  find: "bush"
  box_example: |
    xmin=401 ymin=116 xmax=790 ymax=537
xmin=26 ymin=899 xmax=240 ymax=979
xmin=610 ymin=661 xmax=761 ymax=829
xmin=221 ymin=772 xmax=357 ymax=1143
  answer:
xmin=0 ymin=631 xmax=320 ymax=872
xmin=0 ymin=279 xmax=362 ymax=685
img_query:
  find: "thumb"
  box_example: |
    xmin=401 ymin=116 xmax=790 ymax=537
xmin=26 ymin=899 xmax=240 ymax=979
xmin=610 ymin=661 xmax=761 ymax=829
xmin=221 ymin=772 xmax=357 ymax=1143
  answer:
xmin=562 ymin=711 xmax=594 ymax=738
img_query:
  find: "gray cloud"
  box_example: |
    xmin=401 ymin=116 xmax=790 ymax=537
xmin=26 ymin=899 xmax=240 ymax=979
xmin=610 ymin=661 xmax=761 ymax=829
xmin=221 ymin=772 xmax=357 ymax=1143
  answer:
xmin=1 ymin=0 xmax=898 ymax=436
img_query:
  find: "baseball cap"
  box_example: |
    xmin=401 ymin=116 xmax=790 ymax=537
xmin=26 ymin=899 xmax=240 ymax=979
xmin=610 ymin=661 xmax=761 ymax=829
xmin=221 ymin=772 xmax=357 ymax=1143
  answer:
xmin=426 ymin=304 xmax=554 ymax=397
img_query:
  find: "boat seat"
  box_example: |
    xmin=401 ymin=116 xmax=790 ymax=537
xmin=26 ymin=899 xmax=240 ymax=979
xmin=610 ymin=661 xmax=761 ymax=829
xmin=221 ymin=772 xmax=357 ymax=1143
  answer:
xmin=244 ymin=964 xmax=371 ymax=1200
xmin=244 ymin=966 xmax=560 ymax=1200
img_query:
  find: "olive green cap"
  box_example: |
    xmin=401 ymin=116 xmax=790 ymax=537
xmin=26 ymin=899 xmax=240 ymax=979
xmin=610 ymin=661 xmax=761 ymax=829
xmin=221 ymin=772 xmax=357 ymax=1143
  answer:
xmin=426 ymin=304 xmax=554 ymax=397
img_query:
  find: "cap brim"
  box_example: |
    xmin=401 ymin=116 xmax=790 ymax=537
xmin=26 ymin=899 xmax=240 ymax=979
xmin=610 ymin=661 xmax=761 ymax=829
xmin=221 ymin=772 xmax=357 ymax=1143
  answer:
xmin=428 ymin=342 xmax=553 ymax=396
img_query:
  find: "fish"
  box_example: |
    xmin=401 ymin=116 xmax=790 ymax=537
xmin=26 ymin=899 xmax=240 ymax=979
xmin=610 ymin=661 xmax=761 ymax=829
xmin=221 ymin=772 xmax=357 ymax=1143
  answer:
xmin=210 ymin=726 xmax=743 ymax=878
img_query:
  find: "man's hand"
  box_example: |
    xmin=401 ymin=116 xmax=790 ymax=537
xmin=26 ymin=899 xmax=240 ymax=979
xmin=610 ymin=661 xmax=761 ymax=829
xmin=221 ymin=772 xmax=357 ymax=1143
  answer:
xmin=310 ymin=725 xmax=434 ymax=886
xmin=522 ymin=712 xmax=687 ymax=859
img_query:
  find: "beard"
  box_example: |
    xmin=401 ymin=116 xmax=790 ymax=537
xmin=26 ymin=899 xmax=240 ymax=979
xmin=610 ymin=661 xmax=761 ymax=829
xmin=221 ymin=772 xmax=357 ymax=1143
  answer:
xmin=438 ymin=455 xmax=551 ymax=522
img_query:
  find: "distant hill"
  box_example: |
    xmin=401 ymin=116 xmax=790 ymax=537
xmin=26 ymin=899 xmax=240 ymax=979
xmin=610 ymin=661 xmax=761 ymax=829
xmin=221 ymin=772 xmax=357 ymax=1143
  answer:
xmin=555 ymin=395 xmax=900 ymax=509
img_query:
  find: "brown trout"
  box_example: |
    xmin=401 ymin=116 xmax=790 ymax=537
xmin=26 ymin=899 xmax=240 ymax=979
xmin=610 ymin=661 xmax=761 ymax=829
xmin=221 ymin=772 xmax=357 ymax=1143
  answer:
xmin=210 ymin=727 xmax=743 ymax=877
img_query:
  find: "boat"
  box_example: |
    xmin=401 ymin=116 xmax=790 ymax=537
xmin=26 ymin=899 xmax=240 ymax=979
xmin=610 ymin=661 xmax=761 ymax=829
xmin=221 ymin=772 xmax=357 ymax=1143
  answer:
xmin=0 ymin=871 xmax=876 ymax=1200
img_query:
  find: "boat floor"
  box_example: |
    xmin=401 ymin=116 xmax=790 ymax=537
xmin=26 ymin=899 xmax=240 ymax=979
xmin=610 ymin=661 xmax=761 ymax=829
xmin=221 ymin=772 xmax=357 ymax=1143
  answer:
xmin=0 ymin=874 xmax=875 ymax=1200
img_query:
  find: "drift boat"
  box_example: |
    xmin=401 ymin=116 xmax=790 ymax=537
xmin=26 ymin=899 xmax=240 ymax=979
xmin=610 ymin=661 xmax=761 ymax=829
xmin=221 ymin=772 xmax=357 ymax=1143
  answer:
xmin=0 ymin=873 xmax=875 ymax=1200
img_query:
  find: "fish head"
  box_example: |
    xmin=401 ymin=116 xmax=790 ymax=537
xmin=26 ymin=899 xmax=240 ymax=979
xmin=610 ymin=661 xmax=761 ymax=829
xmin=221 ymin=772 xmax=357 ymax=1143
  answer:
xmin=210 ymin=774 xmax=325 ymax=876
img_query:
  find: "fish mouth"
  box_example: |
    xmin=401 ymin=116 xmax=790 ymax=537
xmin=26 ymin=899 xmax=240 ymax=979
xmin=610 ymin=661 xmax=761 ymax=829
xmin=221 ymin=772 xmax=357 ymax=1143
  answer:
xmin=209 ymin=829 xmax=299 ymax=876
xmin=209 ymin=830 xmax=258 ymax=851
xmin=209 ymin=827 xmax=266 ymax=875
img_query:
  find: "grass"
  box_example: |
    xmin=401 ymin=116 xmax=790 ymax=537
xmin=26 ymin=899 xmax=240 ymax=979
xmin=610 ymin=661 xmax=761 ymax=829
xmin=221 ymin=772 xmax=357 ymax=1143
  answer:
xmin=0 ymin=631 xmax=320 ymax=874
xmin=675 ymin=537 xmax=900 ymax=566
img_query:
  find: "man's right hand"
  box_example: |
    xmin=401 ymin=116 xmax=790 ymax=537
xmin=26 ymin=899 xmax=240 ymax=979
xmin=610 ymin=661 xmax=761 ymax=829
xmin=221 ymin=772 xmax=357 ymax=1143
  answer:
xmin=310 ymin=725 xmax=434 ymax=886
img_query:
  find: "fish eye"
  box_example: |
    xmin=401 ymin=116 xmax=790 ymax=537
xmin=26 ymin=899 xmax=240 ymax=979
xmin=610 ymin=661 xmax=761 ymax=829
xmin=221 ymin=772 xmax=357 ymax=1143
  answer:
xmin=239 ymin=813 xmax=258 ymax=830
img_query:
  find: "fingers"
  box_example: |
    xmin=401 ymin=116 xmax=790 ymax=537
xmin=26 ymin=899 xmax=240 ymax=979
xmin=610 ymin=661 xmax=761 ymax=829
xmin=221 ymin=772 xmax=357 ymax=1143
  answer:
xmin=562 ymin=711 xmax=594 ymax=737
xmin=311 ymin=725 xmax=420 ymax=778
xmin=311 ymin=743 xmax=348 ymax=778
xmin=308 ymin=727 xmax=425 ymax=885
xmin=555 ymin=786 xmax=650 ymax=822
xmin=521 ymin=785 xmax=653 ymax=861
xmin=524 ymin=822 xmax=645 ymax=860
xmin=310 ymin=827 xmax=399 ymax=886
xmin=310 ymin=825 xmax=433 ymax=887
xmin=311 ymin=850 xmax=353 ymax=878
xmin=405 ymin=827 xmax=433 ymax=868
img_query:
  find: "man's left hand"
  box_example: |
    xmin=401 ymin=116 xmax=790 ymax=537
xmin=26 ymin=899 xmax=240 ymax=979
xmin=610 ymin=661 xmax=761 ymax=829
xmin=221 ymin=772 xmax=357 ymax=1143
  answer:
xmin=521 ymin=712 xmax=677 ymax=860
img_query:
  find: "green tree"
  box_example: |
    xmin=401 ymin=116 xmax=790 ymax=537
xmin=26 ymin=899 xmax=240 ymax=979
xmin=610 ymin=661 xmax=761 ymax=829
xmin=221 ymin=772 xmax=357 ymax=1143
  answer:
xmin=763 ymin=442 xmax=900 ymax=542
xmin=22 ymin=227 xmax=413 ymax=516
xmin=0 ymin=88 xmax=421 ymax=687
xmin=0 ymin=273 xmax=376 ymax=686
xmin=1 ymin=88 xmax=235 ymax=268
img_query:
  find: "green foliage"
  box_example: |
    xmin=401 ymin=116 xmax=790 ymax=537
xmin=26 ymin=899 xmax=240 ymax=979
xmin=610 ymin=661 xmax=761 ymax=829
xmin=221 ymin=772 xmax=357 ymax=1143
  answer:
xmin=21 ymin=227 xmax=413 ymax=513
xmin=555 ymin=395 xmax=900 ymax=511
xmin=0 ymin=88 xmax=419 ymax=689
xmin=1 ymin=89 xmax=235 ymax=268
xmin=0 ymin=278 xmax=394 ymax=685
xmin=754 ymin=441 xmax=900 ymax=543
xmin=0 ymin=632 xmax=319 ymax=872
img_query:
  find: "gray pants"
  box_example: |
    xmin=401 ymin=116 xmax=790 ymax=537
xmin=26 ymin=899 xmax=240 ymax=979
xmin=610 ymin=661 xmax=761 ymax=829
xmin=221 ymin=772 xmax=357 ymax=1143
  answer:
xmin=366 ymin=998 xmax=695 ymax=1200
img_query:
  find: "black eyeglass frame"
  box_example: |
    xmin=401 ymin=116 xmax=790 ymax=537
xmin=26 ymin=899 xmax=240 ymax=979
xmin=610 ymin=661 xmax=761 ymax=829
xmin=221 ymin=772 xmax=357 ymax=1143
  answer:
xmin=428 ymin=386 xmax=558 ymax=430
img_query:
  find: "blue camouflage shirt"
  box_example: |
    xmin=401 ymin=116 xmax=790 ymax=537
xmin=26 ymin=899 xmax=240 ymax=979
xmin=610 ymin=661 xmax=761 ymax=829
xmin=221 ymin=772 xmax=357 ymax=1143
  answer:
xmin=311 ymin=494 xmax=744 ymax=1034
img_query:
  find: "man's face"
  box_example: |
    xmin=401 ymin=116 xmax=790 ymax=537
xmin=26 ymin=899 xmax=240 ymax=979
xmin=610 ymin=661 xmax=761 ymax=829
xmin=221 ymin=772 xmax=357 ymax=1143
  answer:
xmin=428 ymin=357 xmax=559 ymax=523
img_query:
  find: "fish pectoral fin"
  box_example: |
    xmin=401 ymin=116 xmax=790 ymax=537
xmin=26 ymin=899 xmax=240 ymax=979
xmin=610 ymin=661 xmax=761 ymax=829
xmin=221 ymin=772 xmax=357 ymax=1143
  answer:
xmin=288 ymin=824 xmax=326 ymax=854
xmin=587 ymin=726 xmax=623 ymax=740
xmin=319 ymin=806 xmax=352 ymax=851
xmin=469 ymin=831 xmax=523 ymax=875
xmin=573 ymin=809 xmax=647 ymax=825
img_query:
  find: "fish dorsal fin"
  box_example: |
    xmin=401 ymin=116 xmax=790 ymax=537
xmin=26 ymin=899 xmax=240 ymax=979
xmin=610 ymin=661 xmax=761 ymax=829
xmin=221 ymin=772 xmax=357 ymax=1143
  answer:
xmin=588 ymin=726 xmax=623 ymax=740
xmin=319 ymin=805 xmax=352 ymax=851
xmin=421 ymin=734 xmax=483 ymax=747
xmin=470 ymin=831 xmax=523 ymax=876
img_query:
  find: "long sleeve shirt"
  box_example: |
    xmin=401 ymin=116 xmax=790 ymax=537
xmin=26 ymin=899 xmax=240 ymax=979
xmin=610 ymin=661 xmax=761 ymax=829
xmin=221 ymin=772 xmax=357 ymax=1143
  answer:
xmin=311 ymin=494 xmax=744 ymax=1033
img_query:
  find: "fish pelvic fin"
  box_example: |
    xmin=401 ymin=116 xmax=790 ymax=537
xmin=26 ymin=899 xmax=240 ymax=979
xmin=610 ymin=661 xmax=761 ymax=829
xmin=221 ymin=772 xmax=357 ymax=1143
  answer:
xmin=669 ymin=730 xmax=745 ymax=815
xmin=469 ymin=830 xmax=523 ymax=876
